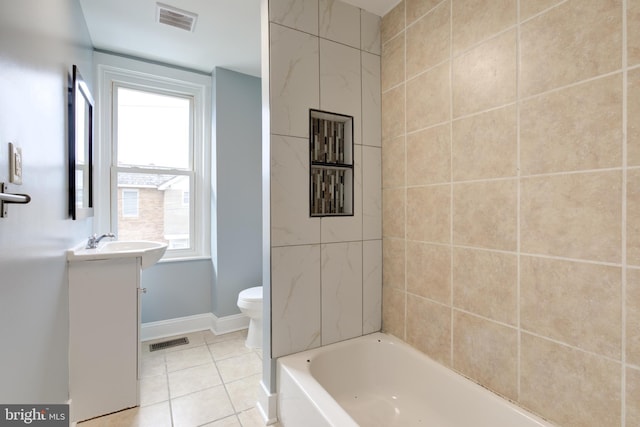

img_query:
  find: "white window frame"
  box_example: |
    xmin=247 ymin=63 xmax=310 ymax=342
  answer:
xmin=94 ymin=52 xmax=211 ymax=261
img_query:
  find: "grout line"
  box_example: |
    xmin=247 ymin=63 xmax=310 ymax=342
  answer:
xmin=448 ymin=0 xmax=455 ymax=368
xmin=402 ymin=0 xmax=408 ymax=343
xmin=621 ymin=0 xmax=629 ymax=424
xmin=516 ymin=0 xmax=522 ymax=402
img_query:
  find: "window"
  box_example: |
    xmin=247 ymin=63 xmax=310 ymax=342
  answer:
xmin=96 ymin=54 xmax=211 ymax=260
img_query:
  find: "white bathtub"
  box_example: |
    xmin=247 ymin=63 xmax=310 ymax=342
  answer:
xmin=277 ymin=332 xmax=553 ymax=427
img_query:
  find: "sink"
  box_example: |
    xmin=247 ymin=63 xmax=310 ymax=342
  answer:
xmin=67 ymin=240 xmax=168 ymax=269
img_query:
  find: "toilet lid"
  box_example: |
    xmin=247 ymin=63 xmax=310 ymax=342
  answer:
xmin=239 ymin=286 xmax=262 ymax=302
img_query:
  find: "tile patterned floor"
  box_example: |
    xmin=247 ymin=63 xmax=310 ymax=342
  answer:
xmin=78 ymin=329 xmax=278 ymax=427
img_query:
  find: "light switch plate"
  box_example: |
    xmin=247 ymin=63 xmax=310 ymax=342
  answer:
xmin=9 ymin=142 xmax=22 ymax=185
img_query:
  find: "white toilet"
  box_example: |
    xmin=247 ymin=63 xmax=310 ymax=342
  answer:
xmin=237 ymin=286 xmax=263 ymax=349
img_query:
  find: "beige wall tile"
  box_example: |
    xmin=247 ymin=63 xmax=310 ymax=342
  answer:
xmin=407 ymin=0 xmax=445 ymax=25
xmin=452 ymin=0 xmax=516 ymax=54
xmin=407 ymin=62 xmax=451 ymax=132
xmin=520 ymin=74 xmax=622 ymax=175
xmin=382 ymin=286 xmax=405 ymax=339
xmin=452 ymin=180 xmax=517 ymax=251
xmin=452 ymin=247 xmax=517 ymax=325
xmin=629 ymin=69 xmax=640 ymax=166
xmin=382 ymin=33 xmax=405 ymax=92
xmin=407 ymin=124 xmax=451 ymax=185
xmin=519 ymin=0 xmax=564 ymax=21
xmin=452 ymin=105 xmax=517 ymax=181
xmin=407 ymin=185 xmax=451 ymax=243
xmin=382 ymin=135 xmax=405 ymax=188
xmin=520 ymin=0 xmax=622 ymax=97
xmin=520 ymin=333 xmax=621 ymax=427
xmin=521 ymin=256 xmax=622 ymax=359
xmin=452 ymin=30 xmax=516 ymax=118
xmin=629 ymin=170 xmax=640 ymax=266
xmin=628 ymin=366 xmax=640 ymax=426
xmin=382 ymin=0 xmax=405 ymax=44
xmin=406 ymin=2 xmax=450 ymax=78
xmin=383 ymin=238 xmax=405 ymax=291
xmin=381 ymin=84 xmax=405 ymax=140
xmin=629 ymin=0 xmax=640 ymax=66
xmin=407 ymin=295 xmax=451 ymax=365
xmin=453 ymin=311 xmax=517 ymax=400
xmin=382 ymin=188 xmax=405 ymax=238
xmin=628 ymin=268 xmax=640 ymax=366
xmin=521 ymin=171 xmax=622 ymax=263
xmin=407 ymin=241 xmax=451 ymax=304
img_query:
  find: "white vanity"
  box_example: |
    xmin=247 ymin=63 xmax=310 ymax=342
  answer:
xmin=67 ymin=240 xmax=166 ymax=423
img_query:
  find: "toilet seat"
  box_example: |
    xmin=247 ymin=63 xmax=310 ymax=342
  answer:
xmin=239 ymin=286 xmax=262 ymax=302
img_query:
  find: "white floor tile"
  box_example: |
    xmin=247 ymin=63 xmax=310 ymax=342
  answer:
xmin=165 ymin=345 xmax=213 ymax=372
xmin=171 ymin=385 xmax=235 ymax=427
xmin=140 ymin=374 xmax=169 ymax=406
xmin=168 ymin=363 xmax=222 ymax=398
xmin=202 ymin=415 xmax=242 ymax=426
xmin=209 ymin=338 xmax=252 ymax=361
xmin=226 ymin=374 xmax=261 ymax=412
xmin=216 ymin=352 xmax=262 ymax=383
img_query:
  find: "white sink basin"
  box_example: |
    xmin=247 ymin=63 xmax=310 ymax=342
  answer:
xmin=67 ymin=240 xmax=168 ymax=269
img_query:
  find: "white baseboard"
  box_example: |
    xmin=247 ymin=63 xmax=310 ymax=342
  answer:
xmin=256 ymin=380 xmax=279 ymax=425
xmin=141 ymin=312 xmax=249 ymax=341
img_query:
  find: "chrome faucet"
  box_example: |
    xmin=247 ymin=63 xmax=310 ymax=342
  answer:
xmin=86 ymin=232 xmax=116 ymax=249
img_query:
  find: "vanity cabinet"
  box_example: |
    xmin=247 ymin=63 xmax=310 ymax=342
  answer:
xmin=68 ymin=257 xmax=142 ymax=422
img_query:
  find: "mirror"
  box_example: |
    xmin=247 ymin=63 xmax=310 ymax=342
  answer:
xmin=69 ymin=64 xmax=94 ymax=220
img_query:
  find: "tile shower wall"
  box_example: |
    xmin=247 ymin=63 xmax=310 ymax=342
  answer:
xmin=269 ymin=0 xmax=382 ymax=358
xmin=381 ymin=0 xmax=640 ymax=426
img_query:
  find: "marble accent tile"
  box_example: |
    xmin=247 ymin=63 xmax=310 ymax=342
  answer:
xmin=208 ymin=338 xmax=252 ymax=361
xmin=319 ymin=0 xmax=360 ymax=48
xmin=406 ymin=294 xmax=451 ymax=366
xmin=406 ymin=1 xmax=450 ymax=78
xmin=453 ymin=180 xmax=517 ymax=251
xmin=362 ymin=146 xmax=382 ymax=240
xmin=629 ymin=68 xmax=640 ymax=166
xmin=629 ymin=170 xmax=640 ymax=266
xmin=452 ymin=0 xmax=516 ymax=55
xmin=453 ymin=311 xmax=517 ymax=400
xmin=361 ymin=10 xmax=381 ymax=55
xmin=382 ymin=187 xmax=405 ymax=238
xmin=321 ymin=146 xmax=363 ymax=242
xmin=452 ymin=29 xmax=516 ymax=118
xmin=216 ymin=353 xmax=262 ymax=383
xmin=381 ymin=84 xmax=404 ymax=140
xmin=320 ymin=39 xmax=362 ymax=145
xmin=452 ymin=247 xmax=517 ymax=325
xmin=321 ymin=242 xmax=363 ymax=345
xmin=269 ymin=0 xmax=318 ymax=35
xmin=407 ymin=0 xmax=444 ymax=25
xmin=520 ymin=333 xmax=621 ymax=427
xmin=520 ymin=171 xmax=622 ymax=263
xmin=383 ymin=238 xmax=405 ymax=290
xmin=171 ymin=385 xmax=235 ymax=427
xmin=407 ymin=184 xmax=451 ymax=244
xmin=363 ymin=240 xmax=383 ymax=334
xmin=271 ymin=135 xmax=320 ymax=246
xmin=519 ymin=0 xmax=622 ymax=97
xmin=165 ymin=346 xmax=213 ymax=373
xmin=140 ymin=374 xmax=169 ymax=406
xmin=452 ymin=105 xmax=517 ymax=181
xmin=271 ymin=245 xmax=321 ymax=357
xmin=382 ymin=135 xmax=405 ymax=188
xmin=628 ymin=268 xmax=640 ymax=366
xmin=226 ymin=374 xmax=261 ymax=412
xmin=406 ymin=241 xmax=451 ymax=304
xmin=362 ymin=52 xmax=382 ymax=147
xmin=630 ymin=0 xmax=640 ymax=66
xmin=521 ymin=256 xmax=622 ymax=359
xmin=381 ymin=33 xmax=404 ymax=92
xmin=381 ymin=0 xmax=404 ymax=44
xmin=269 ymin=23 xmax=319 ymax=138
xmin=520 ymin=74 xmax=622 ymax=175
xmin=628 ymin=366 xmax=640 ymax=426
xmin=382 ymin=286 xmax=405 ymax=339
xmin=519 ymin=0 xmax=564 ymax=21
xmin=168 ymin=364 xmax=223 ymax=399
xmin=407 ymin=61 xmax=451 ymax=132
xmin=407 ymin=124 xmax=450 ymax=185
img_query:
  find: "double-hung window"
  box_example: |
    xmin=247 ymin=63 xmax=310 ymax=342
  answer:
xmin=96 ymin=54 xmax=211 ymax=260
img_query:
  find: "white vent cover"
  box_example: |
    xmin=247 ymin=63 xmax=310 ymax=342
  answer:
xmin=156 ymin=2 xmax=198 ymax=32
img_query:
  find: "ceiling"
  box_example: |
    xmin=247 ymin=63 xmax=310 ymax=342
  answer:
xmin=78 ymin=0 xmax=399 ymax=77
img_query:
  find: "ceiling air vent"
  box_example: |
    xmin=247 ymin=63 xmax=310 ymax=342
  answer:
xmin=156 ymin=3 xmax=198 ymax=32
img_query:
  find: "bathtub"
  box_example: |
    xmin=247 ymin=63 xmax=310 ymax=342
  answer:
xmin=277 ymin=332 xmax=553 ymax=427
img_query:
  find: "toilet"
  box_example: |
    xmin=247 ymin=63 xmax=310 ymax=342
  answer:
xmin=237 ymin=286 xmax=263 ymax=349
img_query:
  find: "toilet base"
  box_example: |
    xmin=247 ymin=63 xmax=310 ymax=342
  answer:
xmin=245 ymin=317 xmax=262 ymax=349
